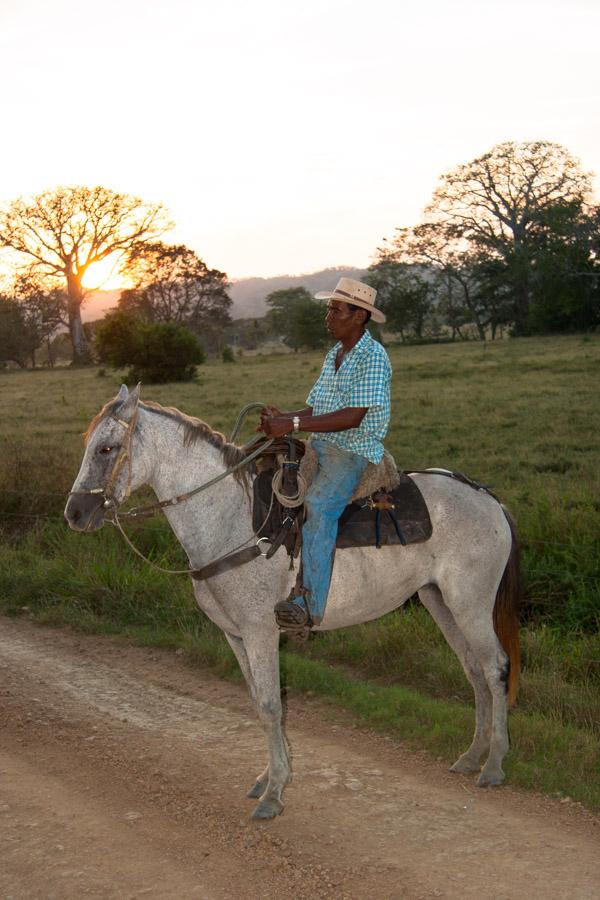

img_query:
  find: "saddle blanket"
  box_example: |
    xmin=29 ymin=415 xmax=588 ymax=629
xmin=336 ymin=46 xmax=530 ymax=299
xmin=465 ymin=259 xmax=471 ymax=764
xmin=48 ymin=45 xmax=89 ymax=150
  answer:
xmin=252 ymin=467 xmax=432 ymax=554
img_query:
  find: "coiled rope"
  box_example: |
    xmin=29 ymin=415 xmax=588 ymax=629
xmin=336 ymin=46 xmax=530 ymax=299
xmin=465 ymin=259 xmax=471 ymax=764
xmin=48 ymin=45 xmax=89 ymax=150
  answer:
xmin=270 ymin=466 xmax=308 ymax=508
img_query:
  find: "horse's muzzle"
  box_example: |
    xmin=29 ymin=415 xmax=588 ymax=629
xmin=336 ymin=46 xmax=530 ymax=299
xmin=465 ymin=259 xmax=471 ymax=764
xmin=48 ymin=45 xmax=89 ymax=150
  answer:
xmin=64 ymin=493 xmax=107 ymax=532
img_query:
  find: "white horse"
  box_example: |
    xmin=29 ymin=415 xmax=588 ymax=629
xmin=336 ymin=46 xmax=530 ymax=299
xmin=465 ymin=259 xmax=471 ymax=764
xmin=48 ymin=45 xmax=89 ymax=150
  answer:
xmin=65 ymin=385 xmax=520 ymax=820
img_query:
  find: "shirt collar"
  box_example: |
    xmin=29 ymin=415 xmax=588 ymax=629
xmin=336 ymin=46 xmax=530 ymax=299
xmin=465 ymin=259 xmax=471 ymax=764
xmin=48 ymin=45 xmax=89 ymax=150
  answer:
xmin=328 ymin=330 xmax=372 ymax=361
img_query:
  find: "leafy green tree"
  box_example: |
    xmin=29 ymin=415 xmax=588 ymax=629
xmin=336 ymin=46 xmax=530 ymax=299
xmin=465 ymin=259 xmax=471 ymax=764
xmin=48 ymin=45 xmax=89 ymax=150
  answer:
xmin=95 ymin=310 xmax=204 ymax=382
xmin=0 ymin=295 xmax=29 ymax=367
xmin=265 ymin=287 xmax=327 ymax=350
xmin=94 ymin=311 xmax=142 ymax=368
xmin=526 ymin=201 xmax=600 ymax=332
xmin=0 ymin=186 xmax=170 ymax=364
xmin=366 ymin=259 xmax=438 ymax=340
xmin=119 ymin=242 xmax=232 ymax=354
xmin=423 ymin=141 xmax=593 ymax=333
xmin=11 ymin=272 xmax=67 ymax=366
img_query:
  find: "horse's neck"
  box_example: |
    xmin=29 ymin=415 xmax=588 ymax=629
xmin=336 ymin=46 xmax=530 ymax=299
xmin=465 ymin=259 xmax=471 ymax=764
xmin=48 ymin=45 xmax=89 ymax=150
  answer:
xmin=144 ymin=415 xmax=252 ymax=569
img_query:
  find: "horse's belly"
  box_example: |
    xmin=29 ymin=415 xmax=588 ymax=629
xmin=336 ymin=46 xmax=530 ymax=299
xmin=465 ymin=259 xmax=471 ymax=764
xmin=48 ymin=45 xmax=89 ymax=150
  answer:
xmin=320 ymin=544 xmax=429 ymax=630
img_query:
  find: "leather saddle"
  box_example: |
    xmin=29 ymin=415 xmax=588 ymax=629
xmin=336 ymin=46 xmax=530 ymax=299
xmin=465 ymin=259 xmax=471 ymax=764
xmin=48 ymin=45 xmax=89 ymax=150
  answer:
xmin=248 ymin=437 xmax=432 ymax=559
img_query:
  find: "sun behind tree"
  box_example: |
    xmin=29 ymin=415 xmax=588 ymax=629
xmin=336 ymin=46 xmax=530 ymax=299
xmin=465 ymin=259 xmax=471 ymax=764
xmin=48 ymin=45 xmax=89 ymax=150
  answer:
xmin=81 ymin=252 xmax=134 ymax=292
xmin=0 ymin=185 xmax=172 ymax=364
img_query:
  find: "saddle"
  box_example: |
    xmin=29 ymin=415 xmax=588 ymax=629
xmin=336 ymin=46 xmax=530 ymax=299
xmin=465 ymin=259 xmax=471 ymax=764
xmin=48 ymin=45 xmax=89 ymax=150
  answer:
xmin=247 ymin=437 xmax=432 ymax=560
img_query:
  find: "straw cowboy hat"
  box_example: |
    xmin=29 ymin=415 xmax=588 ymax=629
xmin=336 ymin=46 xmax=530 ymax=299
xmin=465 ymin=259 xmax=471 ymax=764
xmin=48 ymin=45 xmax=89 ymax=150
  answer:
xmin=315 ymin=277 xmax=386 ymax=324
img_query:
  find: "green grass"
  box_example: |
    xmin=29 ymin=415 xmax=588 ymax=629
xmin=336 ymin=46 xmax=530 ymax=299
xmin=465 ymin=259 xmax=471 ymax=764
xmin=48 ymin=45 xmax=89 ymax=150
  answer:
xmin=1 ymin=335 xmax=598 ymax=629
xmin=0 ymin=334 xmax=599 ymax=809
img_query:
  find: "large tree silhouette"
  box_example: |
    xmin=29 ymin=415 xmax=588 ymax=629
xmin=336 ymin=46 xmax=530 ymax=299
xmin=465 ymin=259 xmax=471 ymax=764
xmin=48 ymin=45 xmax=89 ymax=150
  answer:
xmin=0 ymin=186 xmax=170 ymax=363
xmin=423 ymin=141 xmax=593 ymax=332
xmin=118 ymin=242 xmax=232 ymax=353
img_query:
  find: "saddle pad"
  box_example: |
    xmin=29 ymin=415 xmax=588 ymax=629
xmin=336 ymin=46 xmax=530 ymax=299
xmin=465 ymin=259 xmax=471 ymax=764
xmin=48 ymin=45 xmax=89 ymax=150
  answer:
xmin=253 ymin=469 xmax=432 ymax=554
xmin=336 ymin=472 xmax=432 ymax=548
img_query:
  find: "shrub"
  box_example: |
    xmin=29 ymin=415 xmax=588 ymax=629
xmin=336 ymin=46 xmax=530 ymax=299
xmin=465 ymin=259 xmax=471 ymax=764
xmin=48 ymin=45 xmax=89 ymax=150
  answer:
xmin=221 ymin=345 xmax=235 ymax=363
xmin=95 ymin=311 xmax=204 ymax=383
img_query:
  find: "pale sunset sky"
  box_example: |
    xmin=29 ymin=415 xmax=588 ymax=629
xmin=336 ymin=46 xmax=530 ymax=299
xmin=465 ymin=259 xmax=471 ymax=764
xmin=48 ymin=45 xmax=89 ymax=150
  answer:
xmin=1 ymin=0 xmax=599 ymax=281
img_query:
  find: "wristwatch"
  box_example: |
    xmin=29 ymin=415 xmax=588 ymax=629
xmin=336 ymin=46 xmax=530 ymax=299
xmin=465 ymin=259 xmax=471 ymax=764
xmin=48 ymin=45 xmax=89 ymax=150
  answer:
xmin=292 ymin=416 xmax=301 ymax=432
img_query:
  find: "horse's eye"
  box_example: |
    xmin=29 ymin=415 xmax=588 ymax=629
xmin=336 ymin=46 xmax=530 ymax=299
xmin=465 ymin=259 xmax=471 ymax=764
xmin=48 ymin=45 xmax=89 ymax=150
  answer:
xmin=99 ymin=446 xmax=114 ymax=455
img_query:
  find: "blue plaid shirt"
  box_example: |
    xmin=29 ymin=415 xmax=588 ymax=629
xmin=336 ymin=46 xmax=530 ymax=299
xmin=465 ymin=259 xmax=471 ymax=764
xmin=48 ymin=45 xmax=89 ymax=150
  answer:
xmin=306 ymin=330 xmax=392 ymax=463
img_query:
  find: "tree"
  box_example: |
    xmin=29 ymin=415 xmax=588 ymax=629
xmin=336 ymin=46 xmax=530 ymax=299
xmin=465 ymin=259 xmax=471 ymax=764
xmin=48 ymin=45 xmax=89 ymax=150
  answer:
xmin=0 ymin=295 xmax=29 ymax=367
xmin=379 ymin=225 xmax=503 ymax=340
xmin=11 ymin=272 xmax=67 ymax=366
xmin=423 ymin=141 xmax=593 ymax=333
xmin=119 ymin=242 xmax=232 ymax=353
xmin=95 ymin=310 xmax=205 ymax=383
xmin=525 ymin=201 xmax=600 ymax=332
xmin=265 ymin=287 xmax=327 ymax=350
xmin=0 ymin=186 xmax=170 ymax=364
xmin=366 ymin=258 xmax=438 ymax=340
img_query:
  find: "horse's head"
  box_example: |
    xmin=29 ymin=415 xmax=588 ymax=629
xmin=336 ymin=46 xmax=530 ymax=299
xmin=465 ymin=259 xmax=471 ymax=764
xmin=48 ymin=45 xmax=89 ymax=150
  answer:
xmin=65 ymin=383 xmax=147 ymax=532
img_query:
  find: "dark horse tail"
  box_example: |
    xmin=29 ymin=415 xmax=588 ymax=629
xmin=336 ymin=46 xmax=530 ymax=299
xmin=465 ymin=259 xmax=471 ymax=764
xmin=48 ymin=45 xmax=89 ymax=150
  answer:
xmin=494 ymin=507 xmax=522 ymax=708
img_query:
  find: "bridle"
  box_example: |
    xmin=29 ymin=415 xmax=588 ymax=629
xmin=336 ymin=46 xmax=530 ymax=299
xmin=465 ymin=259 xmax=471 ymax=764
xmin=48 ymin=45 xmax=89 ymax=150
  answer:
xmin=68 ymin=399 xmax=140 ymax=513
xmin=68 ymin=399 xmax=277 ymax=579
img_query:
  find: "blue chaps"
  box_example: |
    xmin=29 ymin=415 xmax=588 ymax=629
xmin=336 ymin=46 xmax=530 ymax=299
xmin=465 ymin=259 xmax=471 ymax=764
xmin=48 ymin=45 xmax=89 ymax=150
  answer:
xmin=296 ymin=440 xmax=369 ymax=622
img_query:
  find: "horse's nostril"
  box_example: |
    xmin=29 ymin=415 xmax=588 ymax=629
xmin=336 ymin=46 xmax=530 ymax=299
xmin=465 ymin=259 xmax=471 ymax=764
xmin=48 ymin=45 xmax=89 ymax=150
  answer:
xmin=72 ymin=508 xmax=81 ymax=522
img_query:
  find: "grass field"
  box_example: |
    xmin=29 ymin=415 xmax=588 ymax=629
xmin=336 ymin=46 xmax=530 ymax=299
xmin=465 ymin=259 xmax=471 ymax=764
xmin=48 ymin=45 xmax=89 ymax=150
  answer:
xmin=0 ymin=333 xmax=599 ymax=808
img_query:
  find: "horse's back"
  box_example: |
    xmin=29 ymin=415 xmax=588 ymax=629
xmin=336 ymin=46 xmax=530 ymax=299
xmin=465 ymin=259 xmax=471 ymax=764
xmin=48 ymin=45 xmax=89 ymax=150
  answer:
xmin=321 ymin=472 xmax=512 ymax=631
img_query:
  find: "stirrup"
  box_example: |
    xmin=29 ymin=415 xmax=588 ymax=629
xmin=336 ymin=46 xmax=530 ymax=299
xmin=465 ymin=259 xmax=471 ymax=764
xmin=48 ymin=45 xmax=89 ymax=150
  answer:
xmin=274 ymin=598 xmax=310 ymax=628
xmin=274 ymin=597 xmax=312 ymax=642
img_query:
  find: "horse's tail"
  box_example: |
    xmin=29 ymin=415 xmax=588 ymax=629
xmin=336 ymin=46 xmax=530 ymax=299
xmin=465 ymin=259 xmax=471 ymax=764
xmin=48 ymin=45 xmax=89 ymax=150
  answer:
xmin=493 ymin=506 xmax=522 ymax=708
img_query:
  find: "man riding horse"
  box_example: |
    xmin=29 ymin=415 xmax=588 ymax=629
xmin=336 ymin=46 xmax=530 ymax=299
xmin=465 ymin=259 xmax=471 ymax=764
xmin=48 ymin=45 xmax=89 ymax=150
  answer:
xmin=258 ymin=277 xmax=391 ymax=632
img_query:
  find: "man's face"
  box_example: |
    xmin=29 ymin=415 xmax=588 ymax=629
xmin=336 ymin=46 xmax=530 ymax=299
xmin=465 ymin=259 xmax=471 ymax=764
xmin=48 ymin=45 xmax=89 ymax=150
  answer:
xmin=325 ymin=300 xmax=364 ymax=341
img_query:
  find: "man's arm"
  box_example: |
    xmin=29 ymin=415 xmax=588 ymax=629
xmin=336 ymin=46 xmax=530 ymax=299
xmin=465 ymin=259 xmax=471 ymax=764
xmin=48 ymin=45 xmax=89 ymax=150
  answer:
xmin=259 ymin=407 xmax=367 ymax=439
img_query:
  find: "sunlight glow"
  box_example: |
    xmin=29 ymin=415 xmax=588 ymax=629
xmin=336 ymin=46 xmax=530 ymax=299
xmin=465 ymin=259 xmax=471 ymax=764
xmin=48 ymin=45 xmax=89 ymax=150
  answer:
xmin=82 ymin=254 xmax=131 ymax=291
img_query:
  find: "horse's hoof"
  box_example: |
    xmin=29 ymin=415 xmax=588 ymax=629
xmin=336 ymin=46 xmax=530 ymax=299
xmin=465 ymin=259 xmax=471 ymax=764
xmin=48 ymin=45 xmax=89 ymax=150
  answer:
xmin=476 ymin=768 xmax=505 ymax=787
xmin=246 ymin=777 xmax=268 ymax=799
xmin=251 ymin=798 xmax=284 ymax=820
xmin=450 ymin=756 xmax=481 ymax=775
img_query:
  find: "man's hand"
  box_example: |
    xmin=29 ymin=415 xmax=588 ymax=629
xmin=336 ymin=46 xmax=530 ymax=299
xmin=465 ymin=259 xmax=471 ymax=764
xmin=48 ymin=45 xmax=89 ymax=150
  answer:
xmin=257 ymin=405 xmax=284 ymax=435
xmin=258 ymin=414 xmax=292 ymax=438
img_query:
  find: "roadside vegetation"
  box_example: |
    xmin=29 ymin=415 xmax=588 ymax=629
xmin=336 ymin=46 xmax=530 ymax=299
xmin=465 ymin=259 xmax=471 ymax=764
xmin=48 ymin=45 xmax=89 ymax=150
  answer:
xmin=0 ymin=333 xmax=599 ymax=809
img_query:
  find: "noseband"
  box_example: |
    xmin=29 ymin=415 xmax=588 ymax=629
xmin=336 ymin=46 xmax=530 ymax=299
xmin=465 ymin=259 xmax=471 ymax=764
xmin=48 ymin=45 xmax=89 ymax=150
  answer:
xmin=68 ymin=402 xmax=140 ymax=511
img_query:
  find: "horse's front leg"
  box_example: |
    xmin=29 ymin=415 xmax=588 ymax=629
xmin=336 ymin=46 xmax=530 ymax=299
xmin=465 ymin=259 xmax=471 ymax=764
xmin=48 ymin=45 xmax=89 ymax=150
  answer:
xmin=241 ymin=627 xmax=290 ymax=820
xmin=224 ymin=632 xmax=269 ymax=800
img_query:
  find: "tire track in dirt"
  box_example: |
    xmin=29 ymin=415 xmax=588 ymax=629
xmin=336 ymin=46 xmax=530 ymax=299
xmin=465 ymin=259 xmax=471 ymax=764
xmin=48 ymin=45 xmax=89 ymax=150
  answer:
xmin=0 ymin=616 xmax=598 ymax=900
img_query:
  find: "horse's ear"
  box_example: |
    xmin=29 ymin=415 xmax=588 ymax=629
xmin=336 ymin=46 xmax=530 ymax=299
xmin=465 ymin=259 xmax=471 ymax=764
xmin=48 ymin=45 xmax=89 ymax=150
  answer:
xmin=116 ymin=384 xmax=129 ymax=402
xmin=119 ymin=383 xmax=141 ymax=420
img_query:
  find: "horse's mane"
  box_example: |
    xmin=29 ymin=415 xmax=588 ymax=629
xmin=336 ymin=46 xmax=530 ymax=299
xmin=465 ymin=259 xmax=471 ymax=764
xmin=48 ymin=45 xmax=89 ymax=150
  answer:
xmin=84 ymin=398 xmax=250 ymax=482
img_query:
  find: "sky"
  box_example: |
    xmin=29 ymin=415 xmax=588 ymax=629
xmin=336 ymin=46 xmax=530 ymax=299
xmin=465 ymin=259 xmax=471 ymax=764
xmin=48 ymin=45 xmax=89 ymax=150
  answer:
xmin=1 ymin=0 xmax=599 ymax=281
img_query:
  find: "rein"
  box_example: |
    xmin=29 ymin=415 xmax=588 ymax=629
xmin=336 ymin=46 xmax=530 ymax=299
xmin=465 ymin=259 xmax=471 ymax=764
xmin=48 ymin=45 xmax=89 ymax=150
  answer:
xmin=71 ymin=399 xmax=276 ymax=579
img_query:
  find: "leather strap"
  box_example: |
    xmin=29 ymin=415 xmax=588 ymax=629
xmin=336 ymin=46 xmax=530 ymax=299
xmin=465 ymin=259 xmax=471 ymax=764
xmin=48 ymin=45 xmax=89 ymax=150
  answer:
xmin=190 ymin=544 xmax=264 ymax=581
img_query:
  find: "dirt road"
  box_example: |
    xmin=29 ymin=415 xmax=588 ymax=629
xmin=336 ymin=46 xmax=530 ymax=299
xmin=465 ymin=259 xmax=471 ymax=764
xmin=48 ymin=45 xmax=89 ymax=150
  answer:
xmin=0 ymin=616 xmax=598 ymax=900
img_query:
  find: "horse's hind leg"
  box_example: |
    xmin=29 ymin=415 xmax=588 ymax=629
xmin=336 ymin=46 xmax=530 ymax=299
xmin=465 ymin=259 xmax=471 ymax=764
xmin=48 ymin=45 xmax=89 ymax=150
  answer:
xmin=240 ymin=628 xmax=290 ymax=819
xmin=441 ymin=586 xmax=511 ymax=786
xmin=419 ymin=585 xmax=492 ymax=774
xmin=224 ymin=633 xmax=270 ymax=799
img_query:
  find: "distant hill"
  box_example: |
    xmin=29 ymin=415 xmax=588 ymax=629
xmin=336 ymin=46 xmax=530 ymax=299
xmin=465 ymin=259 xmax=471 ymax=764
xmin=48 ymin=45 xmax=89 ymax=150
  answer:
xmin=228 ymin=266 xmax=367 ymax=319
xmin=80 ymin=266 xmax=367 ymax=323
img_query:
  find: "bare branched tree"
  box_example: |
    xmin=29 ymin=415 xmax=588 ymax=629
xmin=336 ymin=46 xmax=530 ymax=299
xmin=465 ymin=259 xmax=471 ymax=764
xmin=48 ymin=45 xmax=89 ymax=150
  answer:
xmin=0 ymin=186 xmax=171 ymax=363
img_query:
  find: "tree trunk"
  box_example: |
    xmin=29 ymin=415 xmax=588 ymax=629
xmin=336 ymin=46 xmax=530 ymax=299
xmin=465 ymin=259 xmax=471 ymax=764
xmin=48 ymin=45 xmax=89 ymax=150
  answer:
xmin=66 ymin=272 xmax=92 ymax=365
